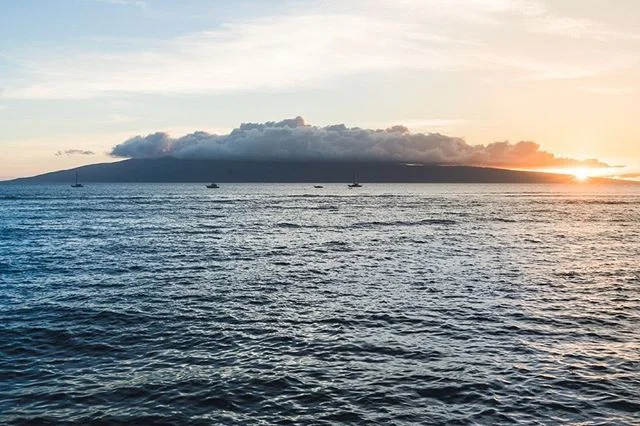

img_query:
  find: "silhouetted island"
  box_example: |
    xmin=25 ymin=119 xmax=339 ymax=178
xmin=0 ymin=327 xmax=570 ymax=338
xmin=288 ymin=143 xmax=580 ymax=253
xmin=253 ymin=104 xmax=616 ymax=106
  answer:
xmin=5 ymin=158 xmax=625 ymax=184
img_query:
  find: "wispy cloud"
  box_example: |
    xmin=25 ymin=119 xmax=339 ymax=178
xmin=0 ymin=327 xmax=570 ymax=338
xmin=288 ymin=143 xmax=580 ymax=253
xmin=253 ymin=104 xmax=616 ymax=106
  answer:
xmin=521 ymin=3 xmax=640 ymax=41
xmin=89 ymin=0 xmax=149 ymax=8
xmin=2 ymin=0 xmax=638 ymax=99
xmin=615 ymin=172 xmax=640 ymax=181
xmin=3 ymin=13 xmax=479 ymax=99
xmin=100 ymin=113 xmax=137 ymax=124
xmin=362 ymin=118 xmax=470 ymax=131
xmin=580 ymin=86 xmax=638 ymax=96
xmin=400 ymin=118 xmax=470 ymax=128
xmin=55 ymin=149 xmax=96 ymax=156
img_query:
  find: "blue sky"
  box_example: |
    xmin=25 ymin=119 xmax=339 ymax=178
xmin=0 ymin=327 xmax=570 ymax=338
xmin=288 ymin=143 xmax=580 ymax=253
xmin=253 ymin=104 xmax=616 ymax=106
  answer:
xmin=1 ymin=0 xmax=639 ymax=179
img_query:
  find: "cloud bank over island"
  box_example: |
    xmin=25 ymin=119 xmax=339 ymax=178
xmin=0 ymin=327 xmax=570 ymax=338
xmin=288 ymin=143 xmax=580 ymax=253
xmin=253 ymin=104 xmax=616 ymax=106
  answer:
xmin=110 ymin=117 xmax=609 ymax=169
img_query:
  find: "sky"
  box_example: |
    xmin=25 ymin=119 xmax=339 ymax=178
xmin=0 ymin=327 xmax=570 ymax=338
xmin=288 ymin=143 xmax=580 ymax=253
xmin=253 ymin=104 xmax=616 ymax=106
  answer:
xmin=1 ymin=0 xmax=639 ymax=180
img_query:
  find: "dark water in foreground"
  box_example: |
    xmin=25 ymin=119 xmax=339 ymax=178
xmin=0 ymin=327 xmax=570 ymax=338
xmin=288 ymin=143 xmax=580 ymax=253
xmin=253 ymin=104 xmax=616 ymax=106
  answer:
xmin=1 ymin=183 xmax=639 ymax=425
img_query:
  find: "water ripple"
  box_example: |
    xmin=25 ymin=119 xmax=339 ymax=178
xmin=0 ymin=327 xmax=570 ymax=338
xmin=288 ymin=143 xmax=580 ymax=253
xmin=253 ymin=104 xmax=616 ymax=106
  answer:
xmin=1 ymin=183 xmax=639 ymax=424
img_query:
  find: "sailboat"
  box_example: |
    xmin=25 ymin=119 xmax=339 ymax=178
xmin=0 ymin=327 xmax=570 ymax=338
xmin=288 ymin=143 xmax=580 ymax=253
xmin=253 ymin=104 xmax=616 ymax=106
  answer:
xmin=71 ymin=171 xmax=84 ymax=188
xmin=348 ymin=171 xmax=362 ymax=188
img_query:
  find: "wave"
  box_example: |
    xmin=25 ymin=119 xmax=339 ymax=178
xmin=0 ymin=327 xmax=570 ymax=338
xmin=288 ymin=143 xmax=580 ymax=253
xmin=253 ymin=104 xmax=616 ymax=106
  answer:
xmin=491 ymin=217 xmax=518 ymax=223
xmin=275 ymin=222 xmax=320 ymax=229
xmin=562 ymin=199 xmax=639 ymax=205
xmin=353 ymin=218 xmax=456 ymax=228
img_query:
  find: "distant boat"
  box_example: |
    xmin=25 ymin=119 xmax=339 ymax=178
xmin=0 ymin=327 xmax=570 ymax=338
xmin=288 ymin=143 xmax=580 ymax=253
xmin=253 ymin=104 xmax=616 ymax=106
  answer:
xmin=71 ymin=171 xmax=84 ymax=188
xmin=314 ymin=185 xmax=324 ymax=188
xmin=206 ymin=183 xmax=220 ymax=188
xmin=348 ymin=172 xmax=362 ymax=188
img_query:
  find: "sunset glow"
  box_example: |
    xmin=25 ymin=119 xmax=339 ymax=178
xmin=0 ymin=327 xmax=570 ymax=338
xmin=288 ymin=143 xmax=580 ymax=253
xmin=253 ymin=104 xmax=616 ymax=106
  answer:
xmin=532 ymin=165 xmax=633 ymax=182
xmin=1 ymin=0 xmax=639 ymax=180
xmin=571 ymin=168 xmax=591 ymax=182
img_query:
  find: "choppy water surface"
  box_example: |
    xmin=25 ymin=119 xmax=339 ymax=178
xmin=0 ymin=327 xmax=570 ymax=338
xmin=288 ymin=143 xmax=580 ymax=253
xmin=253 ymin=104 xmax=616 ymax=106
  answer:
xmin=1 ymin=183 xmax=639 ymax=424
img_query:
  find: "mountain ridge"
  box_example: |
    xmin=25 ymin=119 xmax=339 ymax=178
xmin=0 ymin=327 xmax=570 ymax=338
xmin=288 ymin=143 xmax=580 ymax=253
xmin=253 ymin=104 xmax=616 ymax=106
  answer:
xmin=4 ymin=158 xmax=629 ymax=184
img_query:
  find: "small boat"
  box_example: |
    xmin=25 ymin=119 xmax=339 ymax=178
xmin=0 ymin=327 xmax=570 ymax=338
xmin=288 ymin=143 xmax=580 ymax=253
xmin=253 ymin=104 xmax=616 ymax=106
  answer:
xmin=348 ymin=172 xmax=362 ymax=188
xmin=206 ymin=183 xmax=220 ymax=188
xmin=71 ymin=171 xmax=84 ymax=188
xmin=314 ymin=185 xmax=324 ymax=188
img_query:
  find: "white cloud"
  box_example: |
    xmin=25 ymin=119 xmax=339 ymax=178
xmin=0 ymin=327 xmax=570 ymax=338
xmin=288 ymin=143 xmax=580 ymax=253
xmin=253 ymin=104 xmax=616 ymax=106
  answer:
xmin=2 ymin=0 xmax=638 ymax=99
xmin=89 ymin=0 xmax=148 ymax=8
xmin=362 ymin=118 xmax=470 ymax=132
xmin=110 ymin=116 xmax=611 ymax=169
xmin=101 ymin=113 xmax=137 ymax=124
xmin=580 ymin=86 xmax=638 ymax=96
xmin=518 ymin=1 xmax=640 ymax=40
xmin=2 ymin=14 xmax=472 ymax=99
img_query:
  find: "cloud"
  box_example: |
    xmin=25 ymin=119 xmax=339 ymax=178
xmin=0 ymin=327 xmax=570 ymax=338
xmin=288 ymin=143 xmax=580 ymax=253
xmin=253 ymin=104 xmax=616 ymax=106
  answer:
xmin=580 ymin=86 xmax=638 ymax=96
xmin=110 ymin=116 xmax=610 ymax=169
xmin=3 ymin=14 xmax=462 ymax=99
xmin=3 ymin=0 xmax=639 ymax=99
xmin=613 ymin=172 xmax=640 ymax=180
xmin=364 ymin=118 xmax=470 ymax=130
xmin=89 ymin=0 xmax=148 ymax=7
xmin=55 ymin=149 xmax=96 ymax=156
xmin=520 ymin=2 xmax=640 ymax=41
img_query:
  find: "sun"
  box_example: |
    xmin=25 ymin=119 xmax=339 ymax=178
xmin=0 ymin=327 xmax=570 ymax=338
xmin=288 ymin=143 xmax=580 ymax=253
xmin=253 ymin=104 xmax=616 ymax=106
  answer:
xmin=572 ymin=168 xmax=591 ymax=182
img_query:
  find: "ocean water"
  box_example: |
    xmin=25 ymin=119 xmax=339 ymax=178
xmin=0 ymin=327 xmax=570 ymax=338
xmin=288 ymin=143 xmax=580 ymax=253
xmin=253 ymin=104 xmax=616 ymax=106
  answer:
xmin=1 ymin=183 xmax=639 ymax=425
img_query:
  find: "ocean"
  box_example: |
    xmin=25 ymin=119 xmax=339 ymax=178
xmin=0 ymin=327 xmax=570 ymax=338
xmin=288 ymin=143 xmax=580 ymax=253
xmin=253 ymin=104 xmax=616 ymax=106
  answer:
xmin=1 ymin=183 xmax=639 ymax=424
